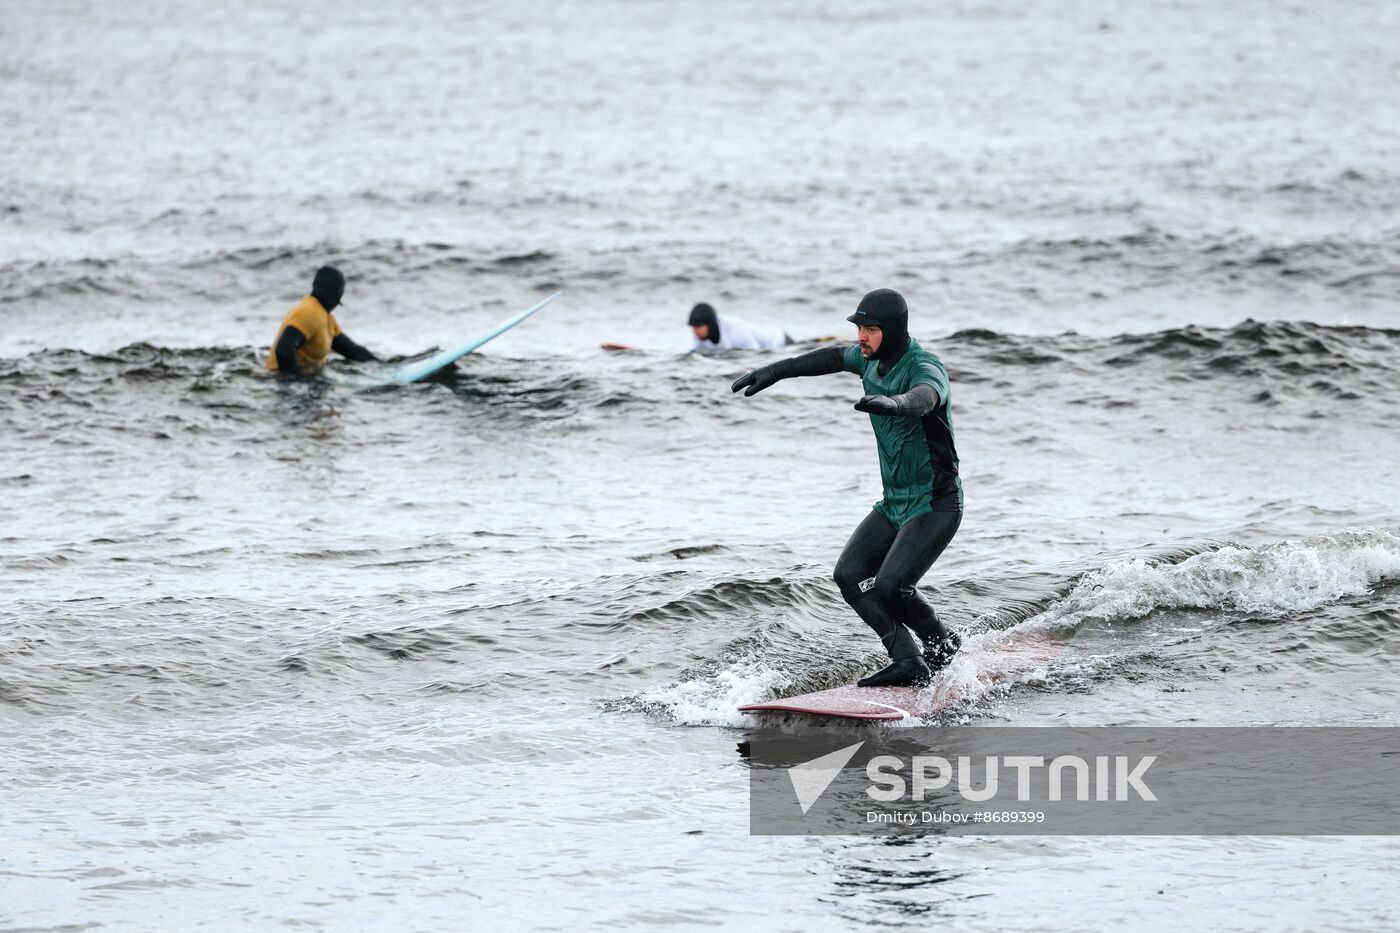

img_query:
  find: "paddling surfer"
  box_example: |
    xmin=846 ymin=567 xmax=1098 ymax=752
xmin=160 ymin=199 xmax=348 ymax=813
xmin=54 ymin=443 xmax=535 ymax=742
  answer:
xmin=731 ymin=288 xmax=962 ymax=687
xmin=688 ymin=302 xmax=790 ymax=354
xmin=267 ymin=266 xmax=378 ymax=376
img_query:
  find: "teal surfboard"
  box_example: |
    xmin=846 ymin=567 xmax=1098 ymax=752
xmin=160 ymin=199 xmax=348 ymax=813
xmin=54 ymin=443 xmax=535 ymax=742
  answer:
xmin=376 ymin=291 xmax=561 ymax=386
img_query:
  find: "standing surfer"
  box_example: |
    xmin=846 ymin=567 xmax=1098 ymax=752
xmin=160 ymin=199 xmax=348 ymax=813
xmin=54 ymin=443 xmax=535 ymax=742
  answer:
xmin=688 ymin=302 xmax=790 ymax=353
xmin=731 ymin=288 xmax=962 ymax=687
xmin=267 ymin=266 xmax=378 ymax=376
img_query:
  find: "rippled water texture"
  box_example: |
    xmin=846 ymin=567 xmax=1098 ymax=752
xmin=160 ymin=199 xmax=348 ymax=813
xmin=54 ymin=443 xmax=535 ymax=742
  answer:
xmin=3 ymin=0 xmax=1400 ymax=929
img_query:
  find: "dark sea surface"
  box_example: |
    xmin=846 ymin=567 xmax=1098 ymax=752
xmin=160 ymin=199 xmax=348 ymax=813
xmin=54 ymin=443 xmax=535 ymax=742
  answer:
xmin=3 ymin=0 xmax=1400 ymax=929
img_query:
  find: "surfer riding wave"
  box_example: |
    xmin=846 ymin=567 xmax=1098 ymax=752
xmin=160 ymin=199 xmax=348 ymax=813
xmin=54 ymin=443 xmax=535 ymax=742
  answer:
xmin=731 ymin=288 xmax=963 ymax=688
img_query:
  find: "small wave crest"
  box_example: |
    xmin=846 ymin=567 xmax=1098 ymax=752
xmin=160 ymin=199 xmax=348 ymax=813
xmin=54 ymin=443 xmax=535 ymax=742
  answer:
xmin=949 ymin=319 xmax=1400 ymax=393
xmin=1033 ymin=528 xmax=1400 ymax=632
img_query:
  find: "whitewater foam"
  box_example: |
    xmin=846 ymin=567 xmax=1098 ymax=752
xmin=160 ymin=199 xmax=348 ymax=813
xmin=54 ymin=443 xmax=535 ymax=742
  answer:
xmin=1035 ymin=529 xmax=1400 ymax=631
xmin=636 ymin=660 xmax=795 ymax=728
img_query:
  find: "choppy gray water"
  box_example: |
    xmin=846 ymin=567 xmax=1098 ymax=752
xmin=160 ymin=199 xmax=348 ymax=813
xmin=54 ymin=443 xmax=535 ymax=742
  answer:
xmin=4 ymin=0 xmax=1400 ymax=929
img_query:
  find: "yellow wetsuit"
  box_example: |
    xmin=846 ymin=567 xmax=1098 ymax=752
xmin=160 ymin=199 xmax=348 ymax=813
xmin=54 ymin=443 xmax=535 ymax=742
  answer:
xmin=266 ymin=296 xmax=342 ymax=372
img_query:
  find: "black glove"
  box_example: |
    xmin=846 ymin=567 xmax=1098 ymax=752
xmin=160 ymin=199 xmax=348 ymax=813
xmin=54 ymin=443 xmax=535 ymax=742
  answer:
xmin=731 ymin=365 xmax=779 ymax=397
xmin=854 ymin=394 xmax=900 ymax=416
xmin=332 ymin=333 xmax=378 ymax=363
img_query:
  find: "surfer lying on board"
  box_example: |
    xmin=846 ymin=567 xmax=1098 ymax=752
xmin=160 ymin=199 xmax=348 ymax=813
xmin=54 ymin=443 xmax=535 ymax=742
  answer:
xmin=731 ymin=288 xmax=962 ymax=688
xmin=689 ymin=302 xmax=791 ymax=354
xmin=267 ymin=266 xmax=378 ymax=376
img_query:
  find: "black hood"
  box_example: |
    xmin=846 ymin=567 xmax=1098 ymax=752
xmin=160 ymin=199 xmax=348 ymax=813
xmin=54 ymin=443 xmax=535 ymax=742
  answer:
xmin=311 ymin=266 xmax=345 ymax=312
xmin=847 ymin=288 xmax=909 ymax=364
xmin=688 ymin=302 xmax=720 ymax=344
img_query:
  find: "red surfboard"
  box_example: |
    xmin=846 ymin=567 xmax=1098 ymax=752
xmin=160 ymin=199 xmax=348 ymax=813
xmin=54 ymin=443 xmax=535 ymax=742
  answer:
xmin=738 ymin=684 xmax=952 ymax=721
xmin=738 ymin=631 xmax=1064 ymax=721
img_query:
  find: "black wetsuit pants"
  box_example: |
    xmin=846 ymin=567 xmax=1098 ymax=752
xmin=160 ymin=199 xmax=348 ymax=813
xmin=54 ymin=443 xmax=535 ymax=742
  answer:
xmin=833 ymin=509 xmax=961 ymax=657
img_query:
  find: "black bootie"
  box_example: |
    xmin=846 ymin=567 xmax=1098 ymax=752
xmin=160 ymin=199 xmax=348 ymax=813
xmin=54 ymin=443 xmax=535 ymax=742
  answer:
xmin=857 ymin=655 xmax=932 ymax=687
xmin=858 ymin=625 xmax=931 ymax=687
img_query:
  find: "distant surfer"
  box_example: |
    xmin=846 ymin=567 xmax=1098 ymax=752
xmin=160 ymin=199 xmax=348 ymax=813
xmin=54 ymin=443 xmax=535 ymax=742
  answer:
xmin=688 ymin=302 xmax=790 ymax=354
xmin=731 ymin=288 xmax=962 ymax=687
xmin=267 ymin=266 xmax=378 ymax=376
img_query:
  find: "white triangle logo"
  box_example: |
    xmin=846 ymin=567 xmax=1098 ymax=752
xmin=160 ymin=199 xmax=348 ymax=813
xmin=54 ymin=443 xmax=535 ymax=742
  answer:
xmin=788 ymin=741 xmax=865 ymax=815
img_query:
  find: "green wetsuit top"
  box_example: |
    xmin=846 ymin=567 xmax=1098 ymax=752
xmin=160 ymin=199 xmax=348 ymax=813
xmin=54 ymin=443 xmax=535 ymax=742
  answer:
xmin=843 ymin=339 xmax=963 ymax=525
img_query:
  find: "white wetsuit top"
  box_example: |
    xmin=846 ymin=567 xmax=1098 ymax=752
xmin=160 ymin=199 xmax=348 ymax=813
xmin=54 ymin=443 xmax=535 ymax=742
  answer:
xmin=692 ymin=314 xmax=788 ymax=353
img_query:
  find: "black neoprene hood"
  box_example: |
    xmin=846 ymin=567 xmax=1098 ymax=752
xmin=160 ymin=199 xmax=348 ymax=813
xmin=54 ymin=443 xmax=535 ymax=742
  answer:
xmin=688 ymin=302 xmax=720 ymax=343
xmin=847 ymin=288 xmax=910 ymax=362
xmin=311 ymin=266 xmax=346 ymax=311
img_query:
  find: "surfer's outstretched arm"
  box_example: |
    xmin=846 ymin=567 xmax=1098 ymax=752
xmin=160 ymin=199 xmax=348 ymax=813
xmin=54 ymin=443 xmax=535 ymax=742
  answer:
xmin=274 ymin=326 xmax=307 ymax=376
xmin=730 ymin=346 xmax=847 ymax=397
xmin=332 ymin=333 xmax=378 ymax=363
xmin=854 ymin=383 xmax=939 ymax=416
